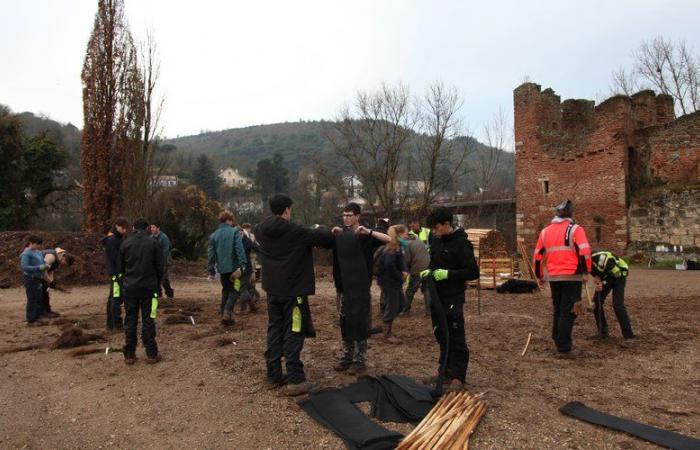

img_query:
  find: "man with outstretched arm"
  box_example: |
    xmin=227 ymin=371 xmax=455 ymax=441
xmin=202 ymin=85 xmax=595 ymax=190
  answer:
xmin=331 ymin=202 xmax=390 ymax=375
xmin=421 ymin=207 xmax=479 ymax=391
xmin=256 ymin=194 xmax=334 ymax=396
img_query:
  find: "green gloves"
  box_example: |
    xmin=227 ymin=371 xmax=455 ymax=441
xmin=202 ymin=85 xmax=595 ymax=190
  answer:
xmin=420 ymin=269 xmax=449 ymax=281
xmin=433 ymin=269 xmax=449 ymax=281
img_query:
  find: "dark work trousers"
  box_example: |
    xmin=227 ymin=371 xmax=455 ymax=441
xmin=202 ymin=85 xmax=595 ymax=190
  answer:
xmin=549 ymin=281 xmax=582 ymax=353
xmin=337 ymin=292 xmax=369 ymax=364
xmin=238 ymin=271 xmax=254 ymax=310
xmin=404 ymin=275 xmax=431 ymax=314
xmin=123 ymin=296 xmax=158 ymax=359
xmin=594 ymin=277 xmax=634 ymax=338
xmin=219 ymin=273 xmax=239 ymax=314
xmin=431 ymin=292 xmax=469 ymax=383
xmin=106 ymin=278 xmax=123 ymax=330
xmin=381 ymin=287 xmax=404 ymax=324
xmin=161 ymin=263 xmax=174 ymax=298
xmin=39 ymin=280 xmax=53 ymax=316
xmin=265 ymin=295 xmax=306 ymax=384
xmin=23 ymin=276 xmax=43 ymax=323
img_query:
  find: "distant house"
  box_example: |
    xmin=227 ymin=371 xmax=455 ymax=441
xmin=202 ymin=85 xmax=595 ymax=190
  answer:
xmin=219 ymin=167 xmax=253 ymax=188
xmin=153 ymin=175 xmax=178 ymax=187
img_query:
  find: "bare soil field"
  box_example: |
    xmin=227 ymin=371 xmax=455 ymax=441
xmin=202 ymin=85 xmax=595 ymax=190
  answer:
xmin=0 ymin=269 xmax=698 ymax=449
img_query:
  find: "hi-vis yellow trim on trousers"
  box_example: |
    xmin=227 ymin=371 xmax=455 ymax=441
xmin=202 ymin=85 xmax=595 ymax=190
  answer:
xmin=150 ymin=293 xmax=159 ymax=319
xmin=292 ymin=296 xmax=303 ymax=333
xmin=111 ymin=275 xmax=121 ymax=298
xmin=234 ymin=279 xmax=241 ymax=292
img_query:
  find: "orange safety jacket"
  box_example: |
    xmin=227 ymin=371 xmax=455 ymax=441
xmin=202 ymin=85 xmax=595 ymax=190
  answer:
xmin=533 ymin=217 xmax=592 ymax=281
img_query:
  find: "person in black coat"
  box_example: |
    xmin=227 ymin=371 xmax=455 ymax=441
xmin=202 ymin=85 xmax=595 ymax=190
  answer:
xmin=119 ymin=218 xmax=164 ymax=365
xmin=102 ymin=217 xmax=129 ymax=331
xmin=256 ymin=194 xmax=334 ymax=396
xmin=424 ymin=208 xmax=479 ymax=390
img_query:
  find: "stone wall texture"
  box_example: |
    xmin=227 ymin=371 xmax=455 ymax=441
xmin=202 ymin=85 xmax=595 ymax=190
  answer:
xmin=629 ymin=189 xmax=700 ymax=250
xmin=513 ymin=83 xmax=699 ymax=254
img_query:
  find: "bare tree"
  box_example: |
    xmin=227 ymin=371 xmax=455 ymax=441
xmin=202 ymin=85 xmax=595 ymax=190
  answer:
xmin=81 ymin=0 xmax=142 ymax=232
xmin=611 ymin=36 xmax=700 ymax=115
xmin=412 ymin=81 xmax=471 ymax=217
xmin=475 ymin=109 xmax=512 ymax=222
xmin=129 ymin=30 xmax=167 ymax=217
xmin=326 ymin=82 xmax=416 ymax=220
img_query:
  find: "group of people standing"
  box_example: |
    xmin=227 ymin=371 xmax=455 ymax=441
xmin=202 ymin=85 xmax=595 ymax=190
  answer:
xmin=255 ymin=194 xmax=480 ymax=396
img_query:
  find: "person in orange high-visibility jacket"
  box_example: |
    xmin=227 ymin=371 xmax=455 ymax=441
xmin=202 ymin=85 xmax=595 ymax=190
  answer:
xmin=533 ymin=200 xmax=592 ymax=358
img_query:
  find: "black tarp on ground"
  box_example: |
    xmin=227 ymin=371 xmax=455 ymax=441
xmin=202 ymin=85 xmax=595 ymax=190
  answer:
xmin=560 ymin=401 xmax=700 ymax=450
xmin=300 ymin=375 xmax=438 ymax=450
xmin=335 ymin=230 xmax=371 ymax=341
xmin=299 ymin=389 xmax=403 ymax=450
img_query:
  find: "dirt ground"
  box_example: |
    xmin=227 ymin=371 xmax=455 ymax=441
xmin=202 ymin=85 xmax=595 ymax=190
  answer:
xmin=0 ymin=269 xmax=698 ymax=449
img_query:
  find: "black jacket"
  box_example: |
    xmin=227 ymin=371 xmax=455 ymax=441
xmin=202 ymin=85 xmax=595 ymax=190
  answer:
xmin=429 ymin=228 xmax=479 ymax=298
xmin=102 ymin=230 xmax=124 ymax=276
xmin=119 ymin=230 xmax=164 ymax=298
xmin=256 ymin=216 xmax=333 ymax=297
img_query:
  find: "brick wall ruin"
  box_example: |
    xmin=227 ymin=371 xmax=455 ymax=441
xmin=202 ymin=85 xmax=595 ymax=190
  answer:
xmin=629 ymin=189 xmax=700 ymax=250
xmin=514 ymin=83 xmax=699 ymax=254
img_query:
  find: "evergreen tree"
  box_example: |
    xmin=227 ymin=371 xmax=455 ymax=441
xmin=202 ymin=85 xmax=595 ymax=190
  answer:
xmin=191 ymin=154 xmax=221 ymax=200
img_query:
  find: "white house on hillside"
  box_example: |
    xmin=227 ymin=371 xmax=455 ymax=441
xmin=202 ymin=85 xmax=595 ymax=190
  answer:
xmin=219 ymin=167 xmax=253 ymax=189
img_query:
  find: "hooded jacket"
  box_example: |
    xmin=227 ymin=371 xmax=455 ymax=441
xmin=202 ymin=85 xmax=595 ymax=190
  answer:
xmin=255 ymin=216 xmax=333 ymax=297
xmin=102 ymin=230 xmax=124 ymax=276
xmin=429 ymin=228 xmax=479 ymax=298
xmin=404 ymin=235 xmax=430 ymax=275
xmin=119 ymin=230 xmax=164 ymax=298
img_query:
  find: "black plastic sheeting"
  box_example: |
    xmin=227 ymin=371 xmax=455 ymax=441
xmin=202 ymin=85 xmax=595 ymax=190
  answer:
xmin=299 ymin=374 xmax=437 ymax=450
xmin=560 ymin=401 xmax=700 ymax=450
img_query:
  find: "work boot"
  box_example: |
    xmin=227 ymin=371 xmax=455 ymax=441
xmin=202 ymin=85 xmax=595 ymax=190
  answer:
xmin=221 ymin=310 xmax=234 ymax=326
xmin=267 ymin=374 xmax=288 ymax=388
xmin=445 ymin=379 xmax=465 ymax=392
xmin=369 ymin=326 xmax=383 ymax=335
xmin=284 ymin=381 xmax=315 ymax=397
xmin=124 ymin=357 xmax=136 ymax=365
xmin=586 ymin=333 xmax=609 ymax=341
xmin=348 ymin=361 xmax=367 ymax=376
xmin=556 ymin=349 xmax=583 ymax=359
xmin=27 ymin=319 xmax=49 ymax=327
xmin=383 ymin=334 xmax=402 ymax=344
xmin=146 ymin=355 xmax=162 ymax=364
xmin=334 ymin=360 xmax=352 ymax=372
xmin=44 ymin=311 xmax=61 ymax=318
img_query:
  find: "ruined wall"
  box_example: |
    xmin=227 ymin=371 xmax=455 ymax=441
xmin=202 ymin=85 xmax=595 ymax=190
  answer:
xmin=629 ymin=189 xmax=700 ymax=250
xmin=635 ymin=111 xmax=700 ymax=186
xmin=514 ymin=83 xmax=633 ymax=254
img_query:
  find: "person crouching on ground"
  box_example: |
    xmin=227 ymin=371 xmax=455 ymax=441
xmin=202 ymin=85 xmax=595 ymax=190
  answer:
xmin=119 ymin=218 xmax=164 ymax=365
xmin=39 ymin=247 xmax=74 ymax=318
xmin=256 ymin=194 xmax=334 ymax=396
xmin=423 ymin=208 xmax=479 ymax=390
xmin=103 ymin=217 xmax=129 ymax=331
xmin=375 ymin=225 xmax=409 ymax=344
xmin=20 ymin=235 xmax=47 ymax=326
xmin=207 ymin=211 xmax=247 ymax=325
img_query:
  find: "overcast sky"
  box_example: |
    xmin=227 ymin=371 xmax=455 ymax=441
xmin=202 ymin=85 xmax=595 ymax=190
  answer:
xmin=1 ymin=0 xmax=699 ymax=140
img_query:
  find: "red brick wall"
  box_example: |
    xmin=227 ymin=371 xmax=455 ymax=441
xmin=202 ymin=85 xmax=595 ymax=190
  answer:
xmin=514 ymin=83 xmax=699 ymax=255
xmin=639 ymin=112 xmax=700 ymax=184
xmin=514 ymin=84 xmax=632 ymax=255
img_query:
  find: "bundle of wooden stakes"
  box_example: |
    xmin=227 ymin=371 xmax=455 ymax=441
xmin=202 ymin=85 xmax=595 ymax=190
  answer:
xmin=397 ymin=391 xmax=487 ymax=450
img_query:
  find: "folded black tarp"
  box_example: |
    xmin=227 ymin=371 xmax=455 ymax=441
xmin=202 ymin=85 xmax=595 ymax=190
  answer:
xmin=300 ymin=375 xmax=437 ymax=450
xmin=560 ymin=401 xmax=700 ymax=450
xmin=299 ymin=389 xmax=403 ymax=450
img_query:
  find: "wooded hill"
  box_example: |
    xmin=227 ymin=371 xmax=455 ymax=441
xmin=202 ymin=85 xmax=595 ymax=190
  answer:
xmin=164 ymin=120 xmax=515 ymax=193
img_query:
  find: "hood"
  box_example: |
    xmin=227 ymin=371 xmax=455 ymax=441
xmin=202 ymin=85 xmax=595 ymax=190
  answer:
xmin=439 ymin=227 xmax=468 ymax=243
xmin=257 ymin=215 xmax=293 ymax=239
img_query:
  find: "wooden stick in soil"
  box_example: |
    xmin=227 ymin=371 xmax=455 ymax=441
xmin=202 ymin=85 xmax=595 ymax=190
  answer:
xmin=521 ymin=332 xmax=532 ymax=357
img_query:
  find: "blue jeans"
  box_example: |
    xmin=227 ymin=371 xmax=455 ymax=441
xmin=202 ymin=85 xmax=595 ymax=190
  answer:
xmin=23 ymin=276 xmax=43 ymax=323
